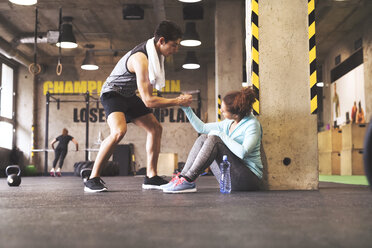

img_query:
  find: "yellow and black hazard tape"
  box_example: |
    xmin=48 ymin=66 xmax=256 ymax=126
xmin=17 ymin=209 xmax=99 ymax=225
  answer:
xmin=218 ymin=94 xmax=222 ymax=121
xmin=308 ymin=0 xmax=317 ymax=114
xmin=251 ymin=0 xmax=259 ymax=115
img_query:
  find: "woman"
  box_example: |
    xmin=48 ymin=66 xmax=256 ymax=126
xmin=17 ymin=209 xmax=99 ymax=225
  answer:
xmin=50 ymin=128 xmax=79 ymax=176
xmin=163 ymin=86 xmax=263 ymax=193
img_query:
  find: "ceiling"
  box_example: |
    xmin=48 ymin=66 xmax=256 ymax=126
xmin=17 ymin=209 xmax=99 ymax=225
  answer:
xmin=0 ymin=0 xmax=216 ymax=69
xmin=315 ymin=0 xmax=372 ymax=65
xmin=0 ymin=0 xmax=371 ymax=70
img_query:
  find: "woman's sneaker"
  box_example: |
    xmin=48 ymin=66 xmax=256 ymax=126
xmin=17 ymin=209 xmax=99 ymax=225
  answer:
xmin=142 ymin=175 xmax=168 ymax=190
xmin=160 ymin=173 xmax=181 ymax=190
xmin=163 ymin=177 xmax=197 ymax=194
xmin=84 ymin=177 xmax=108 ymax=193
xmin=50 ymin=171 xmax=55 ymax=177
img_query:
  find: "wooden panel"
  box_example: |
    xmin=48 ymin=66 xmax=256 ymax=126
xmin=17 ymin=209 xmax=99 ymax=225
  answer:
xmin=157 ymin=153 xmax=178 ymax=176
xmin=319 ymin=152 xmax=341 ymax=175
xmin=351 ymin=149 xmax=364 ymax=175
xmin=319 ymin=152 xmax=332 ymax=175
xmin=331 ymin=152 xmax=341 ymax=175
xmin=318 ymin=130 xmax=332 ymax=153
xmin=331 ymin=129 xmax=342 ymax=152
xmin=340 ymin=149 xmax=365 ymax=176
xmin=342 ymin=123 xmax=367 ymax=150
xmin=341 ymin=149 xmax=352 ymax=176
xmin=318 ymin=129 xmax=342 ymax=152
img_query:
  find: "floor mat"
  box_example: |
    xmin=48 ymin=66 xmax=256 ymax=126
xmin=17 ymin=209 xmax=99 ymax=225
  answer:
xmin=319 ymin=175 xmax=369 ymax=186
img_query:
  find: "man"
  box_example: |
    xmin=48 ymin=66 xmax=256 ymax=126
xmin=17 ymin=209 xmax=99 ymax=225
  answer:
xmin=84 ymin=20 xmax=192 ymax=192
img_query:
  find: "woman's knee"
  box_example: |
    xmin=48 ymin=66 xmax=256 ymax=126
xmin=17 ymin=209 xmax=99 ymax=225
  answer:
xmin=206 ymin=134 xmax=221 ymax=143
xmin=197 ymin=134 xmax=208 ymax=141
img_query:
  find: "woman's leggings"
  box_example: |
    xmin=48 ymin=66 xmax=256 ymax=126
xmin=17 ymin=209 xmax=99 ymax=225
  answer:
xmin=181 ymin=134 xmax=261 ymax=191
xmin=53 ymin=148 xmax=68 ymax=169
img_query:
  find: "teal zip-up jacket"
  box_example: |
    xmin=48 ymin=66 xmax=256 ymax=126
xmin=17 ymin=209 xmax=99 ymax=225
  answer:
xmin=182 ymin=107 xmax=263 ymax=179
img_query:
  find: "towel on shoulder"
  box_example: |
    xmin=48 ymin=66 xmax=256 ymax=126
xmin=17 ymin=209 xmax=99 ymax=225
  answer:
xmin=146 ymin=37 xmax=165 ymax=91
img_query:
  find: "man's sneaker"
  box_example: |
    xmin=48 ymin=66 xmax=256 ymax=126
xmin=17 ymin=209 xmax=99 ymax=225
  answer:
xmin=84 ymin=177 xmax=108 ymax=193
xmin=142 ymin=175 xmax=168 ymax=190
xmin=163 ymin=177 xmax=197 ymax=194
xmin=160 ymin=173 xmax=181 ymax=190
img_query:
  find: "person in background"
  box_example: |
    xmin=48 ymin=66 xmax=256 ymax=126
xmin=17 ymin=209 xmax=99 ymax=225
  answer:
xmin=356 ymin=101 xmax=365 ymax=124
xmin=50 ymin=128 xmax=79 ymax=177
xmin=333 ymin=83 xmax=340 ymax=119
xmin=351 ymin=101 xmax=357 ymax=123
xmin=162 ymin=86 xmax=263 ymax=193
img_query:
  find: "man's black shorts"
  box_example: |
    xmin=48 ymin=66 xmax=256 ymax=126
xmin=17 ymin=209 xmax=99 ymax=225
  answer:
xmin=100 ymin=92 xmax=152 ymax=123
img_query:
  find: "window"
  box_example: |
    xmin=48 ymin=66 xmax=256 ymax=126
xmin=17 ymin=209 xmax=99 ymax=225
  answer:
xmin=0 ymin=61 xmax=15 ymax=149
xmin=0 ymin=122 xmax=13 ymax=149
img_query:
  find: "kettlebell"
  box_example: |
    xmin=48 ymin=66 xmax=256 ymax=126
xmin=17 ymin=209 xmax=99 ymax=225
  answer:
xmin=6 ymin=165 xmax=21 ymax=187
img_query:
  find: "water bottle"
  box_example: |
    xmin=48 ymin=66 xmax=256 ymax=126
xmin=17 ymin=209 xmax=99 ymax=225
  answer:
xmin=219 ymin=155 xmax=231 ymax=194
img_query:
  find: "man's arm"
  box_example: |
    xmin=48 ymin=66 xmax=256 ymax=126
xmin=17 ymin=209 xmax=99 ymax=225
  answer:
xmin=127 ymin=52 xmax=192 ymax=108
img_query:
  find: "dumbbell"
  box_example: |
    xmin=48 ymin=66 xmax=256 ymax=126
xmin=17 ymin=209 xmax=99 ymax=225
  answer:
xmin=6 ymin=165 xmax=21 ymax=187
xmin=80 ymin=168 xmax=92 ymax=182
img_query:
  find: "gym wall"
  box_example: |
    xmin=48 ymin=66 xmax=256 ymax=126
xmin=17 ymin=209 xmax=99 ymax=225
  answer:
xmin=30 ymin=57 xmax=210 ymax=174
xmin=321 ymin=15 xmax=372 ymax=128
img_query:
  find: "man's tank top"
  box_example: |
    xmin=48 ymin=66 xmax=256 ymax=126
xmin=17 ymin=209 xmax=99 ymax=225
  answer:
xmin=101 ymin=41 xmax=148 ymax=97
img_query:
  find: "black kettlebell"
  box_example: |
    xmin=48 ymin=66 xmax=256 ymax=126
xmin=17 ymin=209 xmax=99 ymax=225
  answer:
xmin=6 ymin=165 xmax=21 ymax=187
xmin=80 ymin=168 xmax=92 ymax=182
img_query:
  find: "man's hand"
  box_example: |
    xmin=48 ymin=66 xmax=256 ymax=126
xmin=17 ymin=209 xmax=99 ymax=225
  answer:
xmin=177 ymin=94 xmax=192 ymax=107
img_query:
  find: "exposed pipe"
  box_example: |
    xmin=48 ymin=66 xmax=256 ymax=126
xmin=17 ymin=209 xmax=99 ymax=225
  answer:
xmin=19 ymin=36 xmax=48 ymax=44
xmin=0 ymin=37 xmax=32 ymax=67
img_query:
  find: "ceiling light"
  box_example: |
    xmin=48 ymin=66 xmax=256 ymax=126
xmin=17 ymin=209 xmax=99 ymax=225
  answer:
xmin=81 ymin=46 xmax=99 ymax=70
xmin=180 ymin=22 xmax=201 ymax=47
xmin=316 ymin=82 xmax=324 ymax=87
xmin=9 ymin=0 xmax=37 ymax=5
xmin=56 ymin=16 xmax=78 ymax=49
xmin=123 ymin=5 xmax=144 ymax=20
xmin=178 ymin=0 xmax=202 ymax=3
xmin=182 ymin=51 xmax=200 ymax=69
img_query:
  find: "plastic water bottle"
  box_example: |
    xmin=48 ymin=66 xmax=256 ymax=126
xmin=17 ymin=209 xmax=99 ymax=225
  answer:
xmin=219 ymin=155 xmax=231 ymax=194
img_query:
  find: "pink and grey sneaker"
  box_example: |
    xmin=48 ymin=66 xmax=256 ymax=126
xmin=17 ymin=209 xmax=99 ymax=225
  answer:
xmin=161 ymin=173 xmax=181 ymax=190
xmin=163 ymin=177 xmax=197 ymax=194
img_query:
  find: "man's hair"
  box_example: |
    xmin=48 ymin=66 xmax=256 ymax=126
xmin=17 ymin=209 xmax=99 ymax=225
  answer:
xmin=154 ymin=20 xmax=183 ymax=43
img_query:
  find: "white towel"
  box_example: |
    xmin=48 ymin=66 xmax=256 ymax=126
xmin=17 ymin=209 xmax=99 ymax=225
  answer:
xmin=146 ymin=37 xmax=165 ymax=91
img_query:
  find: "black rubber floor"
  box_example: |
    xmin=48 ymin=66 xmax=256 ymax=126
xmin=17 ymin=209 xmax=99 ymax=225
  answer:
xmin=0 ymin=176 xmax=371 ymax=248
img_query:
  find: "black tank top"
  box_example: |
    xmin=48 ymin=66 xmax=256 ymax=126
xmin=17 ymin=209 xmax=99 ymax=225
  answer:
xmin=101 ymin=41 xmax=148 ymax=97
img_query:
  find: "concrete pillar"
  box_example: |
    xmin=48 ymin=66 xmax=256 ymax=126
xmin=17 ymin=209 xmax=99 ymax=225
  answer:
xmin=363 ymin=16 xmax=372 ymax=122
xmin=207 ymin=62 xmax=216 ymax=122
xmin=215 ymin=0 xmax=243 ymax=116
xmin=259 ymin=0 xmax=318 ymax=189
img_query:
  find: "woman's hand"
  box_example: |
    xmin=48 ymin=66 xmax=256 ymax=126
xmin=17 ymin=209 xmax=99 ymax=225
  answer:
xmin=177 ymin=94 xmax=192 ymax=106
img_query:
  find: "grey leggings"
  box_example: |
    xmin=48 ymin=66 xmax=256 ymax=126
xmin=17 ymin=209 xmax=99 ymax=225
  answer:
xmin=181 ymin=134 xmax=261 ymax=191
